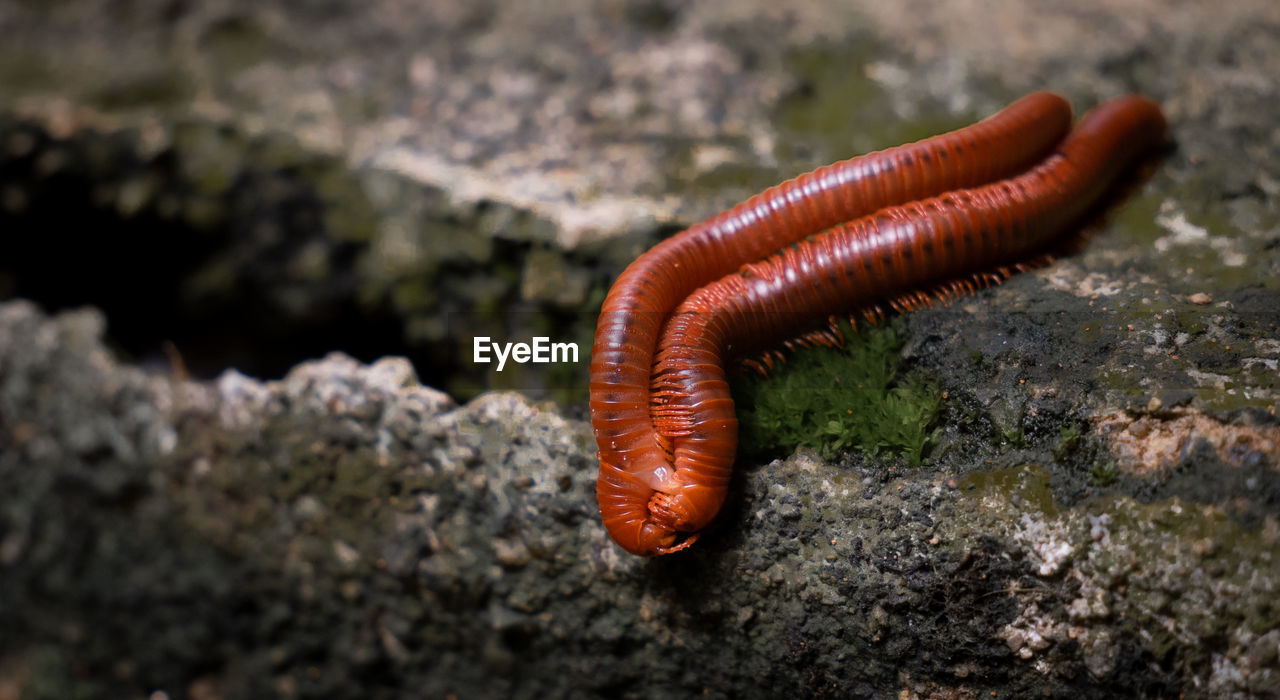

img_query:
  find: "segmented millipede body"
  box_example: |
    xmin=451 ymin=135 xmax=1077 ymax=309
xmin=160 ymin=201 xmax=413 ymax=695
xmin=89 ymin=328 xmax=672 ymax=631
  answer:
xmin=641 ymin=95 xmax=1167 ymax=555
xmin=590 ymin=92 xmax=1075 ymax=556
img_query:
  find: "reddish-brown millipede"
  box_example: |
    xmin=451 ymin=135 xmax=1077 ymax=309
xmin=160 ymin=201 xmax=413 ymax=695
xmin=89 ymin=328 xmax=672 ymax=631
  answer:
xmin=590 ymin=92 xmax=1084 ymax=556
xmin=640 ymin=95 xmax=1167 ymax=555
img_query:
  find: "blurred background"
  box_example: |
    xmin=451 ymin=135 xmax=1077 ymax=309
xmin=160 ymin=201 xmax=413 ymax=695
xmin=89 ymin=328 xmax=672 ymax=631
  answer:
xmin=4 ymin=0 xmax=1266 ymax=404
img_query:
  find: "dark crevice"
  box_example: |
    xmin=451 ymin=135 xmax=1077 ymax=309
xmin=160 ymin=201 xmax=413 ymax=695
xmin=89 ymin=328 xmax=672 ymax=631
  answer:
xmin=0 ymin=118 xmax=461 ymax=389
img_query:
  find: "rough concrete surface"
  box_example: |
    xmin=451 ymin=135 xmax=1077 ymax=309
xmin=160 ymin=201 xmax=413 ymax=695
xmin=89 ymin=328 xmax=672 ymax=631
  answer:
xmin=1 ymin=0 xmax=1278 ymax=698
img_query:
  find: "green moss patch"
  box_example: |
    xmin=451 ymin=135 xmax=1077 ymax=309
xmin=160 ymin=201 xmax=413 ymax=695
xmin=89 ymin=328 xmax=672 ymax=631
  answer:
xmin=733 ymin=321 xmax=942 ymax=465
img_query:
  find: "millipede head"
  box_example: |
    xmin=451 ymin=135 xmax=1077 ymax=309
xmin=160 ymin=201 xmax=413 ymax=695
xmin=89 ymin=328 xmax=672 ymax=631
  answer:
xmin=642 ymin=490 xmax=705 ymax=555
xmin=627 ymin=513 xmax=698 ymax=556
xmin=631 ymin=520 xmax=680 ymax=556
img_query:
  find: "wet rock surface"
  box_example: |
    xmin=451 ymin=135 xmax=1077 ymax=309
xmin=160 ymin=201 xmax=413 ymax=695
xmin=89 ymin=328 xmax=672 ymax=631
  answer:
xmin=1 ymin=0 xmax=1279 ymax=698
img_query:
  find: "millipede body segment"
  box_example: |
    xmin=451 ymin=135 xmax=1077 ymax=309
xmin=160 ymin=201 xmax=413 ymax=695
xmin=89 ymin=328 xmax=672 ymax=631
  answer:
xmin=589 ymin=92 xmax=1157 ymax=557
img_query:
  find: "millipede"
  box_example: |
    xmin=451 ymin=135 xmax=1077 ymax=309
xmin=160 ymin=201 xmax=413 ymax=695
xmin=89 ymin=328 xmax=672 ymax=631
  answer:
xmin=590 ymin=92 xmax=1166 ymax=556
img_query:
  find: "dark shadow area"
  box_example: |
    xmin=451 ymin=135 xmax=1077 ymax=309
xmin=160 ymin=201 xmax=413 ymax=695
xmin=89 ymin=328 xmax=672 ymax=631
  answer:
xmin=0 ymin=119 xmax=439 ymax=385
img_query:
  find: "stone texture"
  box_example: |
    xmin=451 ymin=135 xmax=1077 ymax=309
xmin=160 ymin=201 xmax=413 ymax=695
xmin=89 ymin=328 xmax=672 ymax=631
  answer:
xmin=2 ymin=299 xmax=1277 ymax=698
